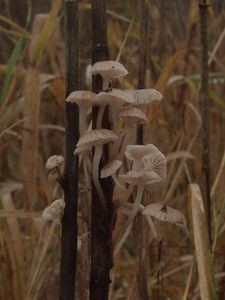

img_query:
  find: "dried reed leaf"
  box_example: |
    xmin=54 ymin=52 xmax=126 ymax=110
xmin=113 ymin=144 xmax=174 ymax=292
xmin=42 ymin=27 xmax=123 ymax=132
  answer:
xmin=188 ymin=183 xmax=217 ymax=300
xmin=166 ymin=151 xmax=195 ymax=162
xmin=30 ymin=0 xmax=62 ymax=65
xmin=21 ymin=66 xmax=40 ymax=211
xmin=147 ymin=49 xmax=187 ymax=125
xmin=0 ymin=210 xmax=41 ymax=218
xmin=1 ymin=193 xmax=25 ymax=299
xmin=0 ymin=181 xmax=23 ymax=197
xmin=182 ymin=261 xmax=194 ymax=300
xmin=0 ymin=15 xmax=30 ymax=34
xmin=208 ymin=27 xmax=225 ymax=66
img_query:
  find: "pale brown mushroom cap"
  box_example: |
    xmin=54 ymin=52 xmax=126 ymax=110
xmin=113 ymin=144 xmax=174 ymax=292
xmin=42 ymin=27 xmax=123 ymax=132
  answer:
xmin=125 ymin=144 xmax=159 ymax=161
xmin=42 ymin=198 xmax=65 ymax=221
xmin=45 ymin=155 xmax=64 ymax=170
xmin=128 ymin=88 xmax=163 ymax=105
xmin=65 ymin=91 xmax=97 ymax=108
xmin=119 ymin=107 xmax=148 ymax=125
xmin=142 ymin=203 xmax=186 ymax=226
xmin=119 ymin=170 xmax=161 ymax=186
xmin=76 ymin=129 xmax=118 ymax=150
xmin=101 ymin=160 xmax=122 ymax=178
xmin=96 ymin=89 xmax=134 ymax=107
xmin=91 ymin=61 xmax=128 ymax=80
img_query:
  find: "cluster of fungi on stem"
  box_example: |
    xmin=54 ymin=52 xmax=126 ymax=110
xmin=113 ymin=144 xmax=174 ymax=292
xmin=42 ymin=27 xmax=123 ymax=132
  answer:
xmin=42 ymin=61 xmax=186 ymax=245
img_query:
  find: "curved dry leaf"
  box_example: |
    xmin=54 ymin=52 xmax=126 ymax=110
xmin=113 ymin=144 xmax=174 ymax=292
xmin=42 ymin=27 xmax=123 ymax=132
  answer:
xmin=166 ymin=151 xmax=195 ymax=162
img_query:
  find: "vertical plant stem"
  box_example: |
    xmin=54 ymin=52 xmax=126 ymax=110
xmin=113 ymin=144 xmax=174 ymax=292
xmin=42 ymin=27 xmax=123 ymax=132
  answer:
xmin=59 ymin=1 xmax=79 ymax=300
xmin=134 ymin=1 xmax=149 ymax=299
xmin=199 ymin=0 xmax=211 ymax=244
xmin=90 ymin=1 xmax=114 ymax=300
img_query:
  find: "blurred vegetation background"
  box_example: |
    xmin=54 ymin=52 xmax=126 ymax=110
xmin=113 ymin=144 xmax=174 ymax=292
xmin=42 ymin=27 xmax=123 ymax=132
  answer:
xmin=0 ymin=0 xmax=225 ymax=299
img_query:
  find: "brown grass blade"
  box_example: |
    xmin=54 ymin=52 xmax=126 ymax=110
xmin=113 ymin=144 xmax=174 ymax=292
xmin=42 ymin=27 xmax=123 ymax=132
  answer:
xmin=21 ymin=66 xmax=40 ymax=211
xmin=1 ymin=193 xmax=25 ymax=299
xmin=188 ymin=183 xmax=217 ymax=300
xmin=147 ymin=49 xmax=187 ymax=125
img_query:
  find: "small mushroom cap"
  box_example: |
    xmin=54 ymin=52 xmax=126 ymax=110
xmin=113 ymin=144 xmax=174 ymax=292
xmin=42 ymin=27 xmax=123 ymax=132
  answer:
xmin=125 ymin=144 xmax=159 ymax=161
xmin=119 ymin=107 xmax=148 ymax=125
xmin=128 ymin=89 xmax=162 ymax=105
xmin=101 ymin=160 xmax=122 ymax=178
xmin=45 ymin=155 xmax=64 ymax=170
xmin=76 ymin=129 xmax=118 ymax=150
xmin=119 ymin=170 xmax=161 ymax=186
xmin=65 ymin=91 xmax=97 ymax=108
xmin=142 ymin=203 xmax=186 ymax=226
xmin=42 ymin=198 xmax=65 ymax=221
xmin=91 ymin=61 xmax=128 ymax=79
xmin=96 ymin=89 xmax=134 ymax=107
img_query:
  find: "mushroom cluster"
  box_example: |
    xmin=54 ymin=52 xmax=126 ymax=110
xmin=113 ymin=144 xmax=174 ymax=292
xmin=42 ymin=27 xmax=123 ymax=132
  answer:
xmin=43 ymin=60 xmax=186 ymax=255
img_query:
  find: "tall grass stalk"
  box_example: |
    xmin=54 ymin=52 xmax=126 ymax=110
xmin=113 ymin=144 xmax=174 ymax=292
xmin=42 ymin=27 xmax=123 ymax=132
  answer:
xmin=90 ymin=1 xmax=114 ymax=299
xmin=59 ymin=1 xmax=79 ymax=299
xmin=134 ymin=1 xmax=149 ymax=299
xmin=199 ymin=0 xmax=211 ymax=243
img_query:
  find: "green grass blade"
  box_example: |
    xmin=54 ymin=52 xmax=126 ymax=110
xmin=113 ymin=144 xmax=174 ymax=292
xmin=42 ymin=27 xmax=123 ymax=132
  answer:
xmin=0 ymin=32 xmax=25 ymax=105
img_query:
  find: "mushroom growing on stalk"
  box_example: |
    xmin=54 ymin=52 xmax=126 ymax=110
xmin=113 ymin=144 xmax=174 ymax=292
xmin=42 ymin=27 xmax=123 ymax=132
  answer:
xmin=101 ymin=160 xmax=126 ymax=191
xmin=91 ymin=60 xmax=128 ymax=90
xmin=96 ymin=88 xmax=134 ymax=129
xmin=142 ymin=203 xmax=186 ymax=226
xmin=65 ymin=90 xmax=97 ymax=134
xmin=114 ymin=169 xmax=161 ymax=256
xmin=42 ymin=198 xmax=65 ymax=222
xmin=128 ymin=88 xmax=163 ymax=111
xmin=45 ymin=155 xmax=64 ymax=186
xmin=75 ymin=129 xmax=118 ymax=205
xmin=125 ymin=144 xmax=167 ymax=187
xmin=116 ymin=107 xmax=148 ymax=159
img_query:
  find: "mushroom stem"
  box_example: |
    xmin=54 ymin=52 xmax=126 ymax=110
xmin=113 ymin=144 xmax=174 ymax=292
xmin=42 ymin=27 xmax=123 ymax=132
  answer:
xmin=102 ymin=78 xmax=110 ymax=90
xmin=96 ymin=105 xmax=105 ymax=129
xmin=114 ymin=127 xmax=128 ymax=159
xmin=79 ymin=107 xmax=87 ymax=135
xmin=116 ymin=124 xmax=133 ymax=160
xmin=92 ymin=143 xmax=105 ymax=206
xmin=113 ymin=185 xmax=144 ymax=257
xmin=112 ymin=173 xmax=127 ymax=191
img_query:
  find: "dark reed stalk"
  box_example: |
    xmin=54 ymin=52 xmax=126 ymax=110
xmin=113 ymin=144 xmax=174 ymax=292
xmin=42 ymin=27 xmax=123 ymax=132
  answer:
xmin=199 ymin=0 xmax=211 ymax=244
xmin=90 ymin=1 xmax=114 ymax=300
xmin=134 ymin=1 xmax=149 ymax=300
xmin=59 ymin=1 xmax=79 ymax=299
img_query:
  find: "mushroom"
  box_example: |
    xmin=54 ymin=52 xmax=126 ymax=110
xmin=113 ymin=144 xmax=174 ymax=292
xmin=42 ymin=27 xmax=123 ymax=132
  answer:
xmin=42 ymin=198 xmax=65 ymax=222
xmin=45 ymin=155 xmax=64 ymax=185
xmin=73 ymin=146 xmax=92 ymax=214
xmin=75 ymin=129 xmax=118 ymax=205
xmin=116 ymin=107 xmax=148 ymax=159
xmin=128 ymin=88 xmax=163 ymax=111
xmin=95 ymin=88 xmax=134 ymax=129
xmin=101 ymin=160 xmax=126 ymax=191
xmin=91 ymin=61 xmax=128 ymax=90
xmin=113 ymin=169 xmax=161 ymax=256
xmin=142 ymin=203 xmax=186 ymax=226
xmin=65 ymin=90 xmax=97 ymax=134
xmin=124 ymin=144 xmax=167 ymax=188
